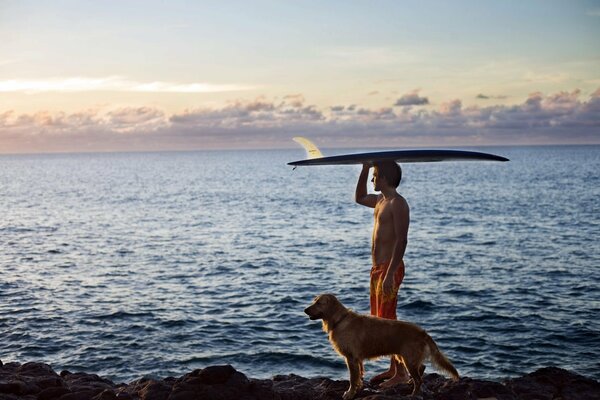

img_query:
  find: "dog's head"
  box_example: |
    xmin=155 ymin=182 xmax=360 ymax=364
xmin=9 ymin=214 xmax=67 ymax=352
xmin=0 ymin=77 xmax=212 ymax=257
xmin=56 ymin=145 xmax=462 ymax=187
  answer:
xmin=304 ymin=294 xmax=343 ymax=321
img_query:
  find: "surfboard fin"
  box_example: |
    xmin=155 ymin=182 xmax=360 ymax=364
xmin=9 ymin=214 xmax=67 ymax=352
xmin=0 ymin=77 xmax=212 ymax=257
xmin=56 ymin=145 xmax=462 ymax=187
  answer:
xmin=292 ymin=137 xmax=323 ymax=159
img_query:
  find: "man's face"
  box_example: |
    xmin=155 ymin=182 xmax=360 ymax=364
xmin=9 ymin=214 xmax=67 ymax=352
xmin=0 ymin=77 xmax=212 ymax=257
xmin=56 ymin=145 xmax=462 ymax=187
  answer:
xmin=372 ymin=167 xmax=385 ymax=191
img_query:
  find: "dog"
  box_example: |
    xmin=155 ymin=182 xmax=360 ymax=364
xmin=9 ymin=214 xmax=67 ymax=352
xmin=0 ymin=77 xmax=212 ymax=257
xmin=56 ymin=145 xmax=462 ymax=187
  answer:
xmin=304 ymin=294 xmax=459 ymax=399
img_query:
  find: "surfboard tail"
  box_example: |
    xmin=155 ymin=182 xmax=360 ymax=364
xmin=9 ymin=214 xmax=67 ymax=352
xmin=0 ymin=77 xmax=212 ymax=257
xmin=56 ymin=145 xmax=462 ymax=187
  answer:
xmin=292 ymin=137 xmax=323 ymax=159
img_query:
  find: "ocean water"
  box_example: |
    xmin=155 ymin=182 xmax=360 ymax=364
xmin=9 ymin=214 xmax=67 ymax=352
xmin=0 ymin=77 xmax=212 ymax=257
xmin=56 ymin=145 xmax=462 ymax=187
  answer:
xmin=1 ymin=145 xmax=599 ymax=384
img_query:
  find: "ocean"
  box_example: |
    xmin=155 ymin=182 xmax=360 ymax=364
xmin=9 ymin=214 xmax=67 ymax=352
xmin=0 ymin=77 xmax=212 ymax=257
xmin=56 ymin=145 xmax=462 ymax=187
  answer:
xmin=1 ymin=145 xmax=599 ymax=383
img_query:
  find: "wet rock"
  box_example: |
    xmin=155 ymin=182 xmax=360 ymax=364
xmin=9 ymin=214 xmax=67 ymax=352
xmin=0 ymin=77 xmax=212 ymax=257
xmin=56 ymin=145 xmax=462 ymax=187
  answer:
xmin=62 ymin=372 xmax=115 ymax=392
xmin=0 ymin=361 xmax=598 ymax=400
xmin=91 ymin=389 xmax=117 ymax=400
xmin=137 ymin=380 xmax=172 ymax=400
xmin=56 ymin=389 xmax=104 ymax=400
xmin=37 ymin=386 xmax=71 ymax=400
xmin=505 ymin=367 xmax=600 ymax=400
xmin=195 ymin=365 xmax=236 ymax=385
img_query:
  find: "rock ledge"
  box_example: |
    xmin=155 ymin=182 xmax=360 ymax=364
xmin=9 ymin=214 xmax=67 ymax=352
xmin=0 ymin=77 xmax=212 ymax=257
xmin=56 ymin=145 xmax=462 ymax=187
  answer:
xmin=1 ymin=360 xmax=599 ymax=400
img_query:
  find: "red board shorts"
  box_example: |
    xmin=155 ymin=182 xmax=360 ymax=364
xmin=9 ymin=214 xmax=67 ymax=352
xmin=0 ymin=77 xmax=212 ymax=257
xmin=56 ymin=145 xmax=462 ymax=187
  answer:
xmin=370 ymin=260 xmax=405 ymax=320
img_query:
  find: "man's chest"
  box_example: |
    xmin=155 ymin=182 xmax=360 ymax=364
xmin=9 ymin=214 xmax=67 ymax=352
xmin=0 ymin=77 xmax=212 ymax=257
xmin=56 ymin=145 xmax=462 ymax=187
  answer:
xmin=374 ymin=202 xmax=394 ymax=223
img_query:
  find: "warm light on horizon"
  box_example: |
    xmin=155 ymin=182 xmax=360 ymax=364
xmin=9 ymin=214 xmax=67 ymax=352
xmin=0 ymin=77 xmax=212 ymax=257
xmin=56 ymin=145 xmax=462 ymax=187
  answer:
xmin=0 ymin=77 xmax=258 ymax=93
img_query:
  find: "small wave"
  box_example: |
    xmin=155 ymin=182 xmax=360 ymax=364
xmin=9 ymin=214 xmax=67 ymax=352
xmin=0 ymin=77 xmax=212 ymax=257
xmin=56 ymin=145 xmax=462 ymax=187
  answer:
xmin=475 ymin=240 xmax=497 ymax=246
xmin=399 ymin=299 xmax=435 ymax=311
xmin=444 ymin=288 xmax=486 ymax=298
xmin=455 ymin=312 xmax=516 ymax=323
xmin=276 ymin=296 xmax=302 ymax=306
xmin=182 ymin=351 xmax=342 ymax=370
xmin=159 ymin=319 xmax=191 ymax=328
xmin=92 ymin=311 xmax=155 ymax=320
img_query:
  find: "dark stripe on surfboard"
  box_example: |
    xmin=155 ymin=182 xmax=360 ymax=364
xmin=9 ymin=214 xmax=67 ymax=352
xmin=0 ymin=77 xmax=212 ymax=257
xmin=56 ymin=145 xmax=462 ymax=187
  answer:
xmin=288 ymin=149 xmax=509 ymax=166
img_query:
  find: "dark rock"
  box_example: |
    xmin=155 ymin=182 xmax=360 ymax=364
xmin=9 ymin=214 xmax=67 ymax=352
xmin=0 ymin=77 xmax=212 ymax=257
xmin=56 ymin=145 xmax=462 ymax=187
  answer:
xmin=137 ymin=381 xmax=171 ymax=400
xmin=469 ymin=378 xmax=515 ymax=400
xmin=62 ymin=372 xmax=114 ymax=392
xmin=0 ymin=382 xmax=23 ymax=395
xmin=196 ymin=365 xmax=236 ymax=385
xmin=166 ymin=391 xmax=198 ymax=400
xmin=0 ymin=381 xmax=37 ymax=396
xmin=91 ymin=389 xmax=116 ymax=400
xmin=247 ymin=379 xmax=277 ymax=400
xmin=505 ymin=367 xmax=600 ymax=400
xmin=32 ymin=378 xmax=63 ymax=391
xmin=226 ymin=371 xmax=250 ymax=389
xmin=56 ymin=389 xmax=103 ymax=400
xmin=37 ymin=386 xmax=71 ymax=400
xmin=1 ymin=362 xmax=599 ymax=400
xmin=16 ymin=364 xmax=55 ymax=378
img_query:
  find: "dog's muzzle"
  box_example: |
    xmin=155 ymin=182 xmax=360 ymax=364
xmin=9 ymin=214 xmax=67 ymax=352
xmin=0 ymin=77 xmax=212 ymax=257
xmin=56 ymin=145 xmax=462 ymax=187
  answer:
xmin=304 ymin=306 xmax=322 ymax=320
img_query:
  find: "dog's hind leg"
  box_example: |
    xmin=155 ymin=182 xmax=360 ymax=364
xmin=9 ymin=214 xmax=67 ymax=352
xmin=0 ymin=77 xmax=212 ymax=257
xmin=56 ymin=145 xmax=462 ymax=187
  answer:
xmin=343 ymin=357 xmax=363 ymax=400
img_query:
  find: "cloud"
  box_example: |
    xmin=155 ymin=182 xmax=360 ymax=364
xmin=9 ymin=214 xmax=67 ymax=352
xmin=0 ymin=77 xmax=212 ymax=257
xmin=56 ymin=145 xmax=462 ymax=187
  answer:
xmin=282 ymin=94 xmax=306 ymax=108
xmin=1 ymin=89 xmax=599 ymax=153
xmin=394 ymin=90 xmax=429 ymax=106
xmin=0 ymin=77 xmax=257 ymax=93
xmin=477 ymin=93 xmax=508 ymax=100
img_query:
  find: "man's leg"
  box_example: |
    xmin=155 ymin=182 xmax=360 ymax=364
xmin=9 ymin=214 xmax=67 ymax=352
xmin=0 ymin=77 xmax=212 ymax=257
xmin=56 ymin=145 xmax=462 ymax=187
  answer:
xmin=369 ymin=357 xmax=397 ymax=384
xmin=379 ymin=356 xmax=411 ymax=388
xmin=369 ymin=265 xmax=396 ymax=384
xmin=375 ymin=262 xmax=410 ymax=387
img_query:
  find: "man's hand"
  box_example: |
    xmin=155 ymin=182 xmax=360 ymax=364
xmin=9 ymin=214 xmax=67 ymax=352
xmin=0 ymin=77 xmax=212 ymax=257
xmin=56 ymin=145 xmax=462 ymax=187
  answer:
xmin=382 ymin=272 xmax=395 ymax=295
xmin=356 ymin=163 xmax=378 ymax=208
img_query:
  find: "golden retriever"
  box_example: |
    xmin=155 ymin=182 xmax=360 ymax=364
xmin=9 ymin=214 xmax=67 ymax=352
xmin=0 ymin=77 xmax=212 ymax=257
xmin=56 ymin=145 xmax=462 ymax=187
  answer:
xmin=304 ymin=294 xmax=459 ymax=399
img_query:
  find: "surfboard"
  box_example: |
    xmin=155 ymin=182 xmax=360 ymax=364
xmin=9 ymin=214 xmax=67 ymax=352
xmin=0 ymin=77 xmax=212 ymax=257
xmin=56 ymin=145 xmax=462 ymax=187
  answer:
xmin=288 ymin=137 xmax=509 ymax=166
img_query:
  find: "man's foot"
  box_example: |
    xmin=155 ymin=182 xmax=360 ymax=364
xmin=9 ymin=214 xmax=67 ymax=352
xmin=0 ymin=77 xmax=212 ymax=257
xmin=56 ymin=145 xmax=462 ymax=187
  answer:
xmin=378 ymin=371 xmax=411 ymax=388
xmin=369 ymin=369 xmax=395 ymax=385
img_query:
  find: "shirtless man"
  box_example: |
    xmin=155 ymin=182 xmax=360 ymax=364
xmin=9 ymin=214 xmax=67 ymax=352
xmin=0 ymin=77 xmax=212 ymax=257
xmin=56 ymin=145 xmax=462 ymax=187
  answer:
xmin=355 ymin=161 xmax=410 ymax=387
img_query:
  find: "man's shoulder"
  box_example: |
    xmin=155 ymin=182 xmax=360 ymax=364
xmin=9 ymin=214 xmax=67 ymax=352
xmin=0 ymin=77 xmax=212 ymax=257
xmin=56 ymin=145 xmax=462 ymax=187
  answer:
xmin=390 ymin=195 xmax=409 ymax=209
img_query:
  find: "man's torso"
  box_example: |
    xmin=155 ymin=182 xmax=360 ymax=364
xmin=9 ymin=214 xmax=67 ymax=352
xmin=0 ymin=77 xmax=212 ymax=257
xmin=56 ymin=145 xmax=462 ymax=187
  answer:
xmin=371 ymin=195 xmax=406 ymax=265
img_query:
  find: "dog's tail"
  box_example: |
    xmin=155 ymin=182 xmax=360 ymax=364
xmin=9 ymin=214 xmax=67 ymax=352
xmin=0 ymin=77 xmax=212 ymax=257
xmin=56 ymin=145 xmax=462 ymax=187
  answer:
xmin=425 ymin=334 xmax=459 ymax=381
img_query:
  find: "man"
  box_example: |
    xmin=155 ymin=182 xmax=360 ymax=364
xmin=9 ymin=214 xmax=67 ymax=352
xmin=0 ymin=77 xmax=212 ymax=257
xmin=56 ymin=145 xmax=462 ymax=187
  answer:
xmin=355 ymin=161 xmax=410 ymax=387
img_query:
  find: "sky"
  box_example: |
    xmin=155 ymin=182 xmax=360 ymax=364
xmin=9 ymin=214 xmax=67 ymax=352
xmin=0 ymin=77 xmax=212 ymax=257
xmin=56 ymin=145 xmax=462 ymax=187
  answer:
xmin=1 ymin=0 xmax=599 ymax=153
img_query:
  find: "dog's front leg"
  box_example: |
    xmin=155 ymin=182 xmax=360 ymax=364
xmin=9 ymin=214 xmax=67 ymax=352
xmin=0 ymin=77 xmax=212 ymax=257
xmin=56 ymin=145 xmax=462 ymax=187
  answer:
xmin=343 ymin=356 xmax=362 ymax=400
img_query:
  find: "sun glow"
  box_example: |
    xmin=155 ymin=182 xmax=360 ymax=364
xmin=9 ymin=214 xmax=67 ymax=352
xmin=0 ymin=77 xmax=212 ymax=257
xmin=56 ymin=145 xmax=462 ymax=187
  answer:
xmin=0 ymin=77 xmax=257 ymax=93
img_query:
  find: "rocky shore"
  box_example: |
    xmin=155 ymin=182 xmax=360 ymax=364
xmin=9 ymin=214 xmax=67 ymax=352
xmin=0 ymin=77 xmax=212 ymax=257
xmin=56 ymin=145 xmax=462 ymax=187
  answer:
xmin=1 ymin=359 xmax=599 ymax=400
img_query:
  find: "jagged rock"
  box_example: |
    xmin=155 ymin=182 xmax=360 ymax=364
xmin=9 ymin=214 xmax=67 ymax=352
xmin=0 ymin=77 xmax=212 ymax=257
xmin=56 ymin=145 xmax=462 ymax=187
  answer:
xmin=92 ymin=389 xmax=117 ymax=400
xmin=37 ymin=386 xmax=71 ymax=400
xmin=137 ymin=380 xmax=172 ymax=400
xmin=0 ymin=361 xmax=598 ymax=400
xmin=505 ymin=367 xmax=600 ymax=400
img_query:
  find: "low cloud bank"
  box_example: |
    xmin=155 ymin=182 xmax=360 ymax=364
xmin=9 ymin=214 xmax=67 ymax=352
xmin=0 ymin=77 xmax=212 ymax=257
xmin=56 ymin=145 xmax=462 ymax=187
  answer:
xmin=1 ymin=89 xmax=599 ymax=153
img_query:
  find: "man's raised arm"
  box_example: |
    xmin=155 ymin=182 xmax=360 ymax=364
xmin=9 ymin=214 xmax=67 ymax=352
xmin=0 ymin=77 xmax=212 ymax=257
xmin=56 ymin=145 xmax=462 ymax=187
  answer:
xmin=355 ymin=164 xmax=378 ymax=208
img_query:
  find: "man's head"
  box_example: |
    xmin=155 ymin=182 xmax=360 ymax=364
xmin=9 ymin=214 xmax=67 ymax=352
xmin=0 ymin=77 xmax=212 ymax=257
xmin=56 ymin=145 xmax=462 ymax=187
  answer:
xmin=372 ymin=161 xmax=402 ymax=191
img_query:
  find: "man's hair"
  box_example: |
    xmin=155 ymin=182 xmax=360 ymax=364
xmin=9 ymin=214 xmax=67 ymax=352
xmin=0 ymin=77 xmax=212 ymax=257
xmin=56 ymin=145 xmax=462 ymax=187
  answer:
xmin=374 ymin=161 xmax=402 ymax=188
